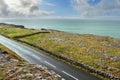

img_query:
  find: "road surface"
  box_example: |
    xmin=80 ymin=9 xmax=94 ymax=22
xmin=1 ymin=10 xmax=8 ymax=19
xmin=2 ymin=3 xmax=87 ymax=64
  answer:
xmin=0 ymin=35 xmax=100 ymax=80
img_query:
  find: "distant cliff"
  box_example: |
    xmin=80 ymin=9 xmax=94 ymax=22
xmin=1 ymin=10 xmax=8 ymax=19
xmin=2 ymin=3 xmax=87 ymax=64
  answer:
xmin=0 ymin=23 xmax=24 ymax=28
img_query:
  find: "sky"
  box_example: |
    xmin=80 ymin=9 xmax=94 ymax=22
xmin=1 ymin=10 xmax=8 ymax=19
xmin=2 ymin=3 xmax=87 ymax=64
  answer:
xmin=0 ymin=0 xmax=120 ymax=18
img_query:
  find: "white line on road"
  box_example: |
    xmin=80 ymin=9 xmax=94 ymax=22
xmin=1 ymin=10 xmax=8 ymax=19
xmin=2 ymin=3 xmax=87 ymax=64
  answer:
xmin=32 ymin=55 xmax=41 ymax=60
xmin=44 ymin=61 xmax=56 ymax=68
xmin=62 ymin=71 xmax=79 ymax=80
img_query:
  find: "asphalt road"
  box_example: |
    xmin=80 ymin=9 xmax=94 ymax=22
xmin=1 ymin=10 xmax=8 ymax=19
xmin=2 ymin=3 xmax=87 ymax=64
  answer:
xmin=0 ymin=35 xmax=101 ymax=80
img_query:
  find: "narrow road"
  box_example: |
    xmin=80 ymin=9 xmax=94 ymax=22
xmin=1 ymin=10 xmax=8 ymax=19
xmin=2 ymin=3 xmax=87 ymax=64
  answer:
xmin=0 ymin=35 xmax=100 ymax=80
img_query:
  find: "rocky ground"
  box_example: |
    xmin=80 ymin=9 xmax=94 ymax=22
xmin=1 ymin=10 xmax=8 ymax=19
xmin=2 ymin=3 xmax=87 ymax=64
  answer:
xmin=0 ymin=50 xmax=64 ymax=80
xmin=19 ymin=30 xmax=120 ymax=78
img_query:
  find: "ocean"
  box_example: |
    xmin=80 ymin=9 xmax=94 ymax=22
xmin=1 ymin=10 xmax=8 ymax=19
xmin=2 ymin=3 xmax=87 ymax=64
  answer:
xmin=0 ymin=18 xmax=120 ymax=39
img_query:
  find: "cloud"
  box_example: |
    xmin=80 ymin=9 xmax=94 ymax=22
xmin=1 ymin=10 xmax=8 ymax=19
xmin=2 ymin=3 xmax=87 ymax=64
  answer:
xmin=42 ymin=1 xmax=56 ymax=6
xmin=71 ymin=0 xmax=120 ymax=17
xmin=0 ymin=0 xmax=54 ymax=17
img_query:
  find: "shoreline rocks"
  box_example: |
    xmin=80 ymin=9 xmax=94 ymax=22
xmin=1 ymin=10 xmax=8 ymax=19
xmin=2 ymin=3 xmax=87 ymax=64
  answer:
xmin=0 ymin=23 xmax=24 ymax=28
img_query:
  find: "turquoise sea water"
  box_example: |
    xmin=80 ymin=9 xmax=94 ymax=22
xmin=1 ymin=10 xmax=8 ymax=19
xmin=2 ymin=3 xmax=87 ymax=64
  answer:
xmin=0 ymin=19 xmax=120 ymax=38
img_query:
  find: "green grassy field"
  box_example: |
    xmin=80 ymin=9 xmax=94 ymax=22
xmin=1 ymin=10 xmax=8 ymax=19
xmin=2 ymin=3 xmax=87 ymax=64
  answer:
xmin=19 ymin=30 xmax=120 ymax=77
xmin=0 ymin=25 xmax=39 ymax=38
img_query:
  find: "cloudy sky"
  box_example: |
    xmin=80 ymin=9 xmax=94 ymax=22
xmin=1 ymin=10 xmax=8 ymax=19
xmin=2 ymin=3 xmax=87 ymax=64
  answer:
xmin=0 ymin=0 xmax=120 ymax=18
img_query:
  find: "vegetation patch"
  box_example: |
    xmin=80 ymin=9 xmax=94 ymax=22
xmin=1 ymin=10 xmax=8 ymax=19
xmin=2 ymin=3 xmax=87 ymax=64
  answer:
xmin=0 ymin=25 xmax=39 ymax=38
xmin=19 ymin=30 xmax=120 ymax=78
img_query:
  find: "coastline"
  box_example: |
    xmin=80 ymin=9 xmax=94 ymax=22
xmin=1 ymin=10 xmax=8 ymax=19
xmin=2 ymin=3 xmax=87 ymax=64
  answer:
xmin=1 ymin=19 xmax=120 ymax=38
